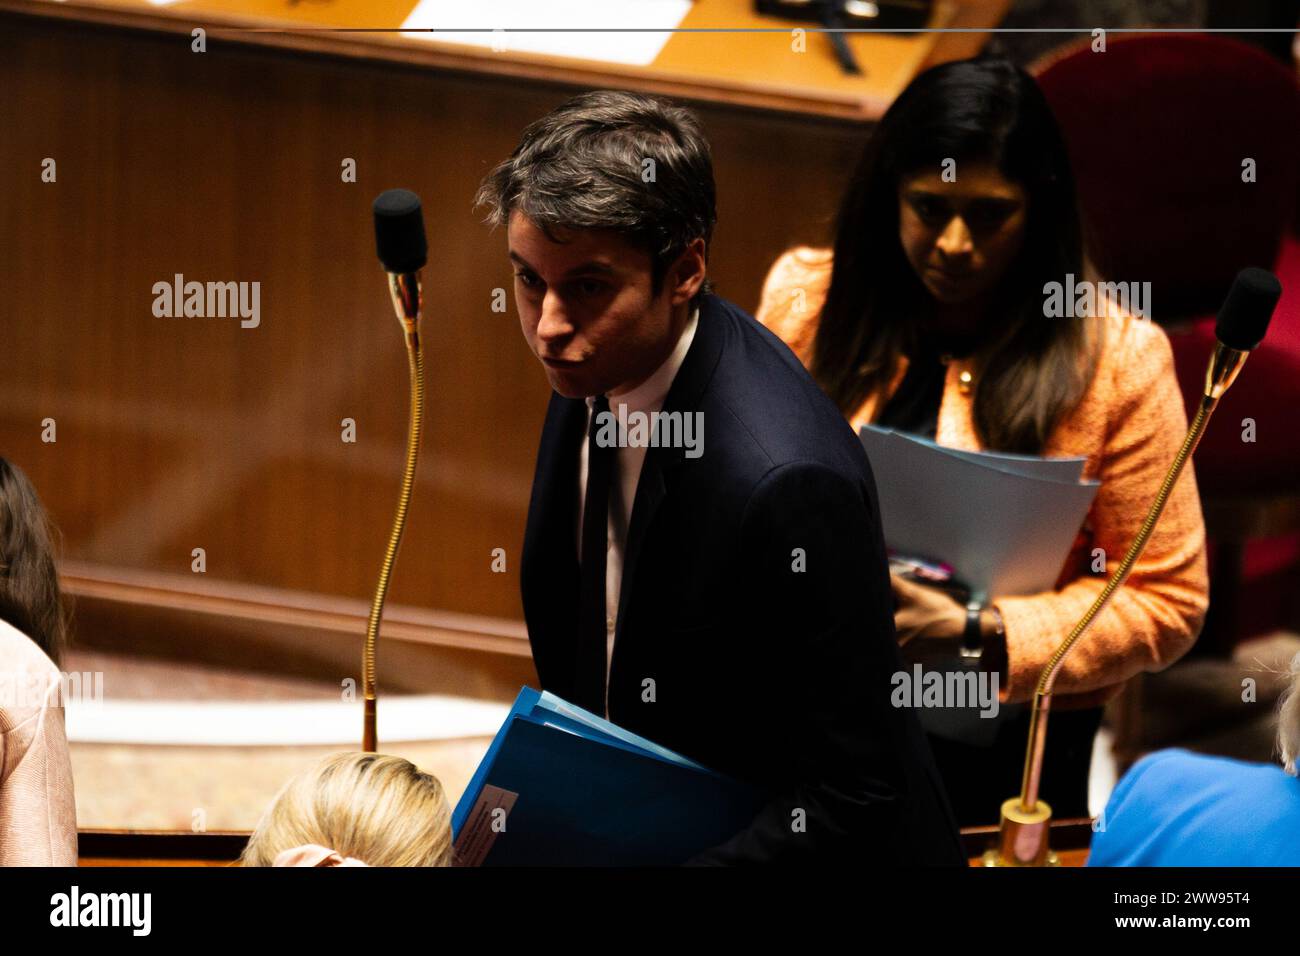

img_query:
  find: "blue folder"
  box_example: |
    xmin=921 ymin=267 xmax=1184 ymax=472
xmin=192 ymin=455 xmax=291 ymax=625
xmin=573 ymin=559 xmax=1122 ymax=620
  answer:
xmin=451 ymin=688 xmax=764 ymax=866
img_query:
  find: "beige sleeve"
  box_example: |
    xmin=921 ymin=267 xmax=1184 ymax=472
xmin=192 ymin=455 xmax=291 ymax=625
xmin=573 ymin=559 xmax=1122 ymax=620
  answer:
xmin=0 ymin=674 xmax=79 ymax=866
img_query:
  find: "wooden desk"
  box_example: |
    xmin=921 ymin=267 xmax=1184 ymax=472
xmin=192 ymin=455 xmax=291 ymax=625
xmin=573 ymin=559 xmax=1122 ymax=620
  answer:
xmin=2 ymin=0 xmax=1009 ymax=120
xmin=79 ymin=830 xmax=249 ymax=867
xmin=78 ymin=821 xmax=1092 ymax=865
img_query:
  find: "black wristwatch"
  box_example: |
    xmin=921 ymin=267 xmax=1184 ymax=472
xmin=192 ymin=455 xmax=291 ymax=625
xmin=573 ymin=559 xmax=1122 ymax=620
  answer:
xmin=960 ymin=600 xmax=983 ymax=662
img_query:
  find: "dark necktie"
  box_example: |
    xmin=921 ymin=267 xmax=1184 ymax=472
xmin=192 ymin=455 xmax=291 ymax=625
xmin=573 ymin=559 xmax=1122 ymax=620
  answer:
xmin=577 ymin=394 xmax=614 ymax=713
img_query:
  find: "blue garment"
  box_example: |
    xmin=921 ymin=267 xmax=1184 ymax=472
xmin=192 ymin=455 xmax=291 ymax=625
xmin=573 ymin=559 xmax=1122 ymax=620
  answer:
xmin=1088 ymin=748 xmax=1300 ymax=866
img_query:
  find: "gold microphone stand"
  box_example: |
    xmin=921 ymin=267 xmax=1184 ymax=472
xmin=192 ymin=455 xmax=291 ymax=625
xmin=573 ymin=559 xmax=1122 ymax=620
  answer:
xmin=362 ymin=272 xmax=424 ymax=753
xmin=983 ymin=341 xmax=1251 ymax=866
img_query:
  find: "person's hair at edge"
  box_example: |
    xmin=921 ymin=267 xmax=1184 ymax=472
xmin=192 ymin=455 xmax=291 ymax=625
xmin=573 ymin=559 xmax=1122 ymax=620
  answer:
xmin=0 ymin=457 xmax=69 ymax=666
xmin=241 ymin=752 xmax=455 ymax=867
xmin=475 ymin=89 xmax=717 ymax=309
xmin=1278 ymin=653 xmax=1300 ymax=776
xmin=815 ymin=57 xmax=1100 ymax=454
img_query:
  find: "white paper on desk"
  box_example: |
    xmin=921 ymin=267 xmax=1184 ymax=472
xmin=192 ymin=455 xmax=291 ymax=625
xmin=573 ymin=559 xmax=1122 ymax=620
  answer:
xmin=399 ymin=0 xmax=692 ymax=66
xmin=860 ymin=426 xmax=1099 ymax=601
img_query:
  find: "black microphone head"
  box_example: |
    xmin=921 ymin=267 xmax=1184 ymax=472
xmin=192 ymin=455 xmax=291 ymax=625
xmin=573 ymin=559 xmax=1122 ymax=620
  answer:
xmin=1216 ymin=267 xmax=1281 ymax=352
xmin=373 ymin=189 xmax=428 ymax=273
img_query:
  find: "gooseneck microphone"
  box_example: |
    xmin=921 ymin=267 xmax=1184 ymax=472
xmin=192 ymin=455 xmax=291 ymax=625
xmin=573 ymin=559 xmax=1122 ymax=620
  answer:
xmin=1204 ymin=267 xmax=1278 ymax=398
xmin=987 ymin=267 xmax=1283 ymax=866
xmin=374 ymin=188 xmax=428 ymax=348
xmin=363 ymin=189 xmax=429 ymax=752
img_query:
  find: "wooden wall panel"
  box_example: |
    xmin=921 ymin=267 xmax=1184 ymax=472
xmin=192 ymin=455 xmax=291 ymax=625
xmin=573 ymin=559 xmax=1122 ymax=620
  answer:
xmin=0 ymin=13 xmax=867 ymax=636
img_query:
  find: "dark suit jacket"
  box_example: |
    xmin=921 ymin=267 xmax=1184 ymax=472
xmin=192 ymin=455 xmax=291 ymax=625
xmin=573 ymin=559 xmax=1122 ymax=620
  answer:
xmin=520 ymin=293 xmax=964 ymax=865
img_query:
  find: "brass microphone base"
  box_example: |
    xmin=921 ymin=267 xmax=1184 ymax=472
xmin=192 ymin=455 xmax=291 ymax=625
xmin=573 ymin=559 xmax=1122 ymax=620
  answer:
xmin=362 ymin=696 xmax=377 ymax=753
xmin=981 ymin=797 xmax=1059 ymax=867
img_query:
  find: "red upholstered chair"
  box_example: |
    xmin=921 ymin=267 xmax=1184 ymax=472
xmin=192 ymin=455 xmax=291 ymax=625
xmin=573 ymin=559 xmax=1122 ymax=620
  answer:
xmin=1035 ymin=35 xmax=1300 ymax=659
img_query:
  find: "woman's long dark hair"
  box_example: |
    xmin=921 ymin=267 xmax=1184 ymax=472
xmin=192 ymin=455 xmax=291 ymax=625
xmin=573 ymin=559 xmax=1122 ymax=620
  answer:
xmin=813 ymin=58 xmax=1099 ymax=454
xmin=0 ymin=458 xmax=68 ymax=664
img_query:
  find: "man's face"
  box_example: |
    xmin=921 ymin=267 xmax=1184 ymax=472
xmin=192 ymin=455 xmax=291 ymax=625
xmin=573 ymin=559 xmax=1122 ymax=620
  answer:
xmin=508 ymin=211 xmax=696 ymax=398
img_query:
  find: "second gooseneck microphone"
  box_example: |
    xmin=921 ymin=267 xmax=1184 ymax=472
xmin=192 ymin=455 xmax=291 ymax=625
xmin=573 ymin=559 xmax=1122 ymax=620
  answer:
xmin=988 ymin=266 xmax=1283 ymax=867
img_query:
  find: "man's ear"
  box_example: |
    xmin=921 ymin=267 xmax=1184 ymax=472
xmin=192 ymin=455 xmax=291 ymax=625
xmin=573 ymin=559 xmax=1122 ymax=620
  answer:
xmin=669 ymin=237 xmax=708 ymax=306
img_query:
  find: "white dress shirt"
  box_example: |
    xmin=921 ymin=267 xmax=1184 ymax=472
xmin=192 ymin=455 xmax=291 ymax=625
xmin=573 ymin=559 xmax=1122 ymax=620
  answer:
xmin=577 ymin=306 xmax=699 ymax=716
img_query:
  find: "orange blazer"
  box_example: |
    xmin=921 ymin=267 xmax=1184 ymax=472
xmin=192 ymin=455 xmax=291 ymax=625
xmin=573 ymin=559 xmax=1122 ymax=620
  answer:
xmin=757 ymin=247 xmax=1209 ymax=709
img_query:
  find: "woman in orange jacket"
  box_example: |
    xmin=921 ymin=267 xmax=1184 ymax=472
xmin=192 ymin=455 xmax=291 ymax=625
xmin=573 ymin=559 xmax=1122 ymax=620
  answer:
xmin=756 ymin=59 xmax=1208 ymax=826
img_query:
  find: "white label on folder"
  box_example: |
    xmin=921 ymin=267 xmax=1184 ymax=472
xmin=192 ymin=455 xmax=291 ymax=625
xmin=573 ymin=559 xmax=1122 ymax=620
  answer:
xmin=454 ymin=784 xmax=519 ymax=867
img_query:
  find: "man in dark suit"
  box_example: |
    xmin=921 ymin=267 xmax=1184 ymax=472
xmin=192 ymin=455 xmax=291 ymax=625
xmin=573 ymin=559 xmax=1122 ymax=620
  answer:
xmin=478 ymin=90 xmax=963 ymax=864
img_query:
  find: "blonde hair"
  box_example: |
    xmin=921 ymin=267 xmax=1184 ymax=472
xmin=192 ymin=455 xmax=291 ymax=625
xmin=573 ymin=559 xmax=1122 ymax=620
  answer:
xmin=241 ymin=752 xmax=454 ymax=867
xmin=1278 ymin=653 xmax=1300 ymax=777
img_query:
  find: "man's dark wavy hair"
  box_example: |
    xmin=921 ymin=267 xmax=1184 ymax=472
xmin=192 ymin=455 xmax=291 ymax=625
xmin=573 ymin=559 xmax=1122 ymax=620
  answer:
xmin=476 ymin=90 xmax=717 ymax=307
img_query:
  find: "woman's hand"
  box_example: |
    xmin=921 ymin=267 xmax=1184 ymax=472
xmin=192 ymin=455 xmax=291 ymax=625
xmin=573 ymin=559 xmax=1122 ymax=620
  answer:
xmin=891 ymin=572 xmax=966 ymax=646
